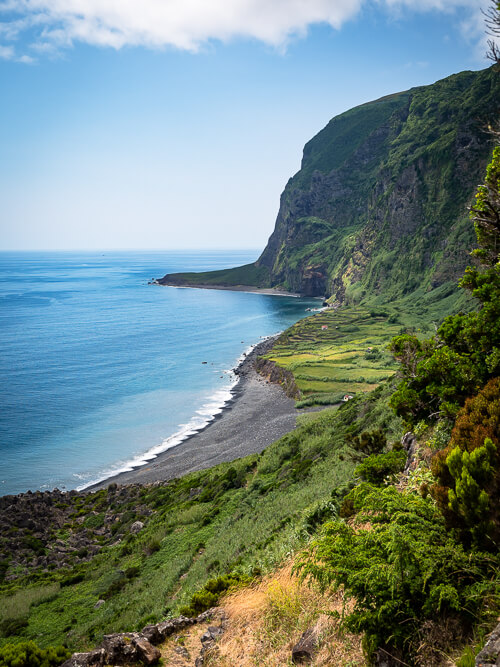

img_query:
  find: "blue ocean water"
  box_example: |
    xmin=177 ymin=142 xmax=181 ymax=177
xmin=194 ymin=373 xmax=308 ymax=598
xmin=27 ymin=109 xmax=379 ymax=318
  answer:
xmin=0 ymin=251 xmax=319 ymax=496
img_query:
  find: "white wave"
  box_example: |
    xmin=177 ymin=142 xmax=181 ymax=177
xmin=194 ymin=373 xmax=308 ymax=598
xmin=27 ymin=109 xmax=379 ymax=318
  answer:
xmin=75 ymin=333 xmax=281 ymax=492
xmin=75 ymin=375 xmax=240 ymax=491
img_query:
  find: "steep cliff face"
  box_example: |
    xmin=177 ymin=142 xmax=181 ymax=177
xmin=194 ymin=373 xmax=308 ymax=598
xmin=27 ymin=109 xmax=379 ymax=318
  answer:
xmin=256 ymin=67 xmax=499 ymax=301
xmin=160 ymin=67 xmax=499 ymax=302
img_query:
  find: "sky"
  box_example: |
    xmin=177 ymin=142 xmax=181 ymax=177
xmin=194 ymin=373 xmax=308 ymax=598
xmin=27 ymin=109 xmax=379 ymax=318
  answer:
xmin=0 ymin=0 xmax=495 ymax=251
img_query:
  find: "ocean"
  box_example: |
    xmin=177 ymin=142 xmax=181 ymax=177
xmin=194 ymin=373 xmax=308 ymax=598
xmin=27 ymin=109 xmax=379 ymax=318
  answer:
xmin=0 ymin=250 xmax=319 ymax=496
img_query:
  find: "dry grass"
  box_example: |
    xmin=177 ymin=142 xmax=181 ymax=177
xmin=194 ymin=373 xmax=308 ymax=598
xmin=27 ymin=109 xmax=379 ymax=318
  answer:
xmin=159 ymin=618 xmax=213 ymax=666
xmin=205 ymin=562 xmax=365 ymax=666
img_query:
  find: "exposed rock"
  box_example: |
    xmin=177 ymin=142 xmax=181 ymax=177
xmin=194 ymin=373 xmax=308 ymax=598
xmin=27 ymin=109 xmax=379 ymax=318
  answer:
xmin=100 ymin=633 xmax=138 ymax=663
xmin=130 ymin=521 xmax=144 ymax=534
xmin=133 ymin=638 xmax=161 ymax=665
xmin=173 ymin=645 xmax=190 ymax=659
xmin=476 ymin=621 xmax=500 ymax=666
xmin=200 ymin=625 xmax=224 ymax=644
xmin=61 ymin=609 xmax=225 ymax=667
xmin=0 ymin=484 xmax=157 ymax=582
xmin=401 ymin=432 xmax=417 ymax=473
xmin=194 ymin=609 xmax=227 ymax=666
xmin=140 ymin=624 xmax=162 ymax=644
xmin=255 ymin=356 xmax=301 ymax=398
xmin=292 ymin=627 xmax=318 ymax=664
xmin=60 ymin=648 xmax=105 ymax=667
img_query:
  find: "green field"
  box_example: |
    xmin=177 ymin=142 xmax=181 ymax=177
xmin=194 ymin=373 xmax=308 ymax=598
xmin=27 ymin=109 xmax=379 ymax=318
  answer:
xmin=263 ymin=306 xmax=399 ymax=400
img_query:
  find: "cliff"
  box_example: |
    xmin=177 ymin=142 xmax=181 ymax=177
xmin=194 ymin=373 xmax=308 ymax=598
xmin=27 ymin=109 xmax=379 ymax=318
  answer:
xmin=160 ymin=67 xmax=500 ymax=303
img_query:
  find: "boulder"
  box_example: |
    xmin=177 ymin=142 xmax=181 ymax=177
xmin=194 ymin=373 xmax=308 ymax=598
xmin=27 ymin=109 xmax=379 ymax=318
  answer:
xmin=140 ymin=624 xmax=162 ymax=644
xmin=201 ymin=626 xmax=223 ymax=644
xmin=130 ymin=521 xmax=144 ymax=534
xmin=60 ymin=648 xmax=105 ymax=667
xmin=100 ymin=633 xmax=138 ymax=663
xmin=133 ymin=638 xmax=161 ymax=665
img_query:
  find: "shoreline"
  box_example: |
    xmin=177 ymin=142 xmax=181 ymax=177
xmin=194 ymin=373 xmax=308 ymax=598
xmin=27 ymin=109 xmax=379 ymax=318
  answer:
xmin=156 ymin=282 xmax=305 ymax=298
xmin=86 ymin=335 xmax=299 ymax=491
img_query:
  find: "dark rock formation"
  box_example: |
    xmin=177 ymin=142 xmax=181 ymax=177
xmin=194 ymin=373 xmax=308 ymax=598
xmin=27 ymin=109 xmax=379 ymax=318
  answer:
xmin=476 ymin=621 xmax=500 ymax=666
xmin=61 ymin=609 xmax=223 ymax=667
xmin=255 ymin=357 xmax=301 ymax=398
xmin=194 ymin=610 xmax=228 ymax=666
xmin=401 ymin=431 xmax=417 ymax=473
xmin=0 ymin=484 xmax=156 ymax=582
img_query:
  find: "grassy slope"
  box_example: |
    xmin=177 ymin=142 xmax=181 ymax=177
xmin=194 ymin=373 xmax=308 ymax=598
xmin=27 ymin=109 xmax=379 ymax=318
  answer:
xmin=0 ymin=279 xmax=479 ymax=652
xmin=264 ymin=283 xmax=475 ymax=405
xmin=0 ymin=382 xmax=401 ymax=651
xmin=158 ymin=263 xmax=270 ymax=288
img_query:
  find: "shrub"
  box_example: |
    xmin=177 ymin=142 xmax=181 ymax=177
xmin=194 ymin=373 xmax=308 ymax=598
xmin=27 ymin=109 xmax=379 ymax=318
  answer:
xmin=60 ymin=573 xmax=84 ymax=587
xmin=296 ymin=485 xmax=499 ymax=663
xmin=0 ymin=616 xmax=28 ymax=638
xmin=179 ymin=573 xmax=249 ymax=616
xmin=431 ymin=379 xmax=500 ymax=549
xmin=350 ymin=429 xmax=386 ymax=458
xmin=354 ymin=450 xmax=406 ymax=485
xmin=0 ymin=642 xmax=70 ymax=667
xmin=83 ymin=513 xmax=105 ymax=530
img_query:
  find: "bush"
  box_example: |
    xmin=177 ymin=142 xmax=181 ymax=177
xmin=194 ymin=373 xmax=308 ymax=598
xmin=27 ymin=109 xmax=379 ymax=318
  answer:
xmin=0 ymin=617 xmax=28 ymax=638
xmin=431 ymin=379 xmax=500 ymax=550
xmin=60 ymin=573 xmax=84 ymax=587
xmin=350 ymin=429 xmax=386 ymax=458
xmin=296 ymin=485 xmax=500 ymax=663
xmin=354 ymin=450 xmax=406 ymax=485
xmin=0 ymin=642 xmax=70 ymax=667
xmin=179 ymin=573 xmax=249 ymax=616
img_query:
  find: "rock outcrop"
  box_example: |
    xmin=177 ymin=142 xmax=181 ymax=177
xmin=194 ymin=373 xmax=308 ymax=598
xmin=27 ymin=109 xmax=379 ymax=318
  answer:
xmin=476 ymin=621 xmax=500 ymax=667
xmin=61 ymin=610 xmax=223 ymax=667
xmin=0 ymin=484 xmax=155 ymax=582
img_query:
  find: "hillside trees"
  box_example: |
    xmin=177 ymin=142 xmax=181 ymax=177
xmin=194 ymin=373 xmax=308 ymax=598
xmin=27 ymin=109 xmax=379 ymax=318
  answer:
xmin=389 ymin=146 xmax=500 ymax=423
xmin=431 ymin=378 xmax=500 ymax=549
xmin=298 ymin=138 xmax=500 ymax=665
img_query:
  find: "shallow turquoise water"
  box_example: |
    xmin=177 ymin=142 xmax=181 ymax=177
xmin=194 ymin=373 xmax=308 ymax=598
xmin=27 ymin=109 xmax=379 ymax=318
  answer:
xmin=0 ymin=251 xmax=318 ymax=495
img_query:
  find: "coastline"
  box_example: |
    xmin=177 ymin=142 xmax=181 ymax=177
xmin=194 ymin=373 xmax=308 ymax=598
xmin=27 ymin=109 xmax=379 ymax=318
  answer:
xmin=86 ymin=335 xmax=300 ymax=491
xmin=157 ymin=282 xmax=302 ymax=297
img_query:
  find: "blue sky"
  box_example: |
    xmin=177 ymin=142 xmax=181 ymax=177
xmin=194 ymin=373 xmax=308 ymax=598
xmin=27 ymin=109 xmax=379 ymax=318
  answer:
xmin=0 ymin=0 xmax=493 ymax=251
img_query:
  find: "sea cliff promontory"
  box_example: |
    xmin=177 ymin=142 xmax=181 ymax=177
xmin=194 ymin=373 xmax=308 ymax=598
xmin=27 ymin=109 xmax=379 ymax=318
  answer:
xmin=160 ymin=67 xmax=500 ymax=304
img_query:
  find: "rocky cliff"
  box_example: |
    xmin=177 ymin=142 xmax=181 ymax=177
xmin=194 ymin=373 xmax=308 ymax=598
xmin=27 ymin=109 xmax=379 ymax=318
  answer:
xmin=160 ymin=66 xmax=499 ymax=303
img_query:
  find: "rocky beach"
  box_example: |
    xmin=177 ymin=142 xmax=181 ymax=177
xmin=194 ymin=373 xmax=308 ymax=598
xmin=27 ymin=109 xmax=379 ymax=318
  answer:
xmin=88 ymin=337 xmax=301 ymax=490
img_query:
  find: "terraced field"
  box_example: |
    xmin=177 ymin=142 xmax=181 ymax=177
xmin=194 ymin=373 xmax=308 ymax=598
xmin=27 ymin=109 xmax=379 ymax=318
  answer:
xmin=263 ymin=306 xmax=401 ymax=405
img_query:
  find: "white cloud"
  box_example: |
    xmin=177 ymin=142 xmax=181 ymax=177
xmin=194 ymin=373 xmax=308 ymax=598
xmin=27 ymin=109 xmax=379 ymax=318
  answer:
xmin=0 ymin=44 xmax=14 ymax=58
xmin=0 ymin=0 xmax=489 ymax=56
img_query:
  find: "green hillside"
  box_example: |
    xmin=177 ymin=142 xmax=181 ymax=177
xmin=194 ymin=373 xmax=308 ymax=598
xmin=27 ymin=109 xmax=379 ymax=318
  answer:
xmin=160 ymin=67 xmax=499 ymax=314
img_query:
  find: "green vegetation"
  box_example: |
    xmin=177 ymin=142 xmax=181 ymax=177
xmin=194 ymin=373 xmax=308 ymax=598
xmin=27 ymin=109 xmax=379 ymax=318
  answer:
xmin=179 ymin=573 xmax=249 ymax=616
xmin=159 ymin=262 xmax=270 ymax=288
xmin=162 ymin=67 xmax=500 ymax=313
xmin=0 ymin=385 xmax=401 ymax=651
xmin=2 ymin=67 xmax=500 ymax=667
xmin=297 ymin=484 xmax=499 ymax=665
xmin=0 ymin=643 xmax=70 ymax=667
xmin=294 ymin=145 xmax=500 ymax=664
xmin=262 ymin=306 xmax=399 ymax=400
